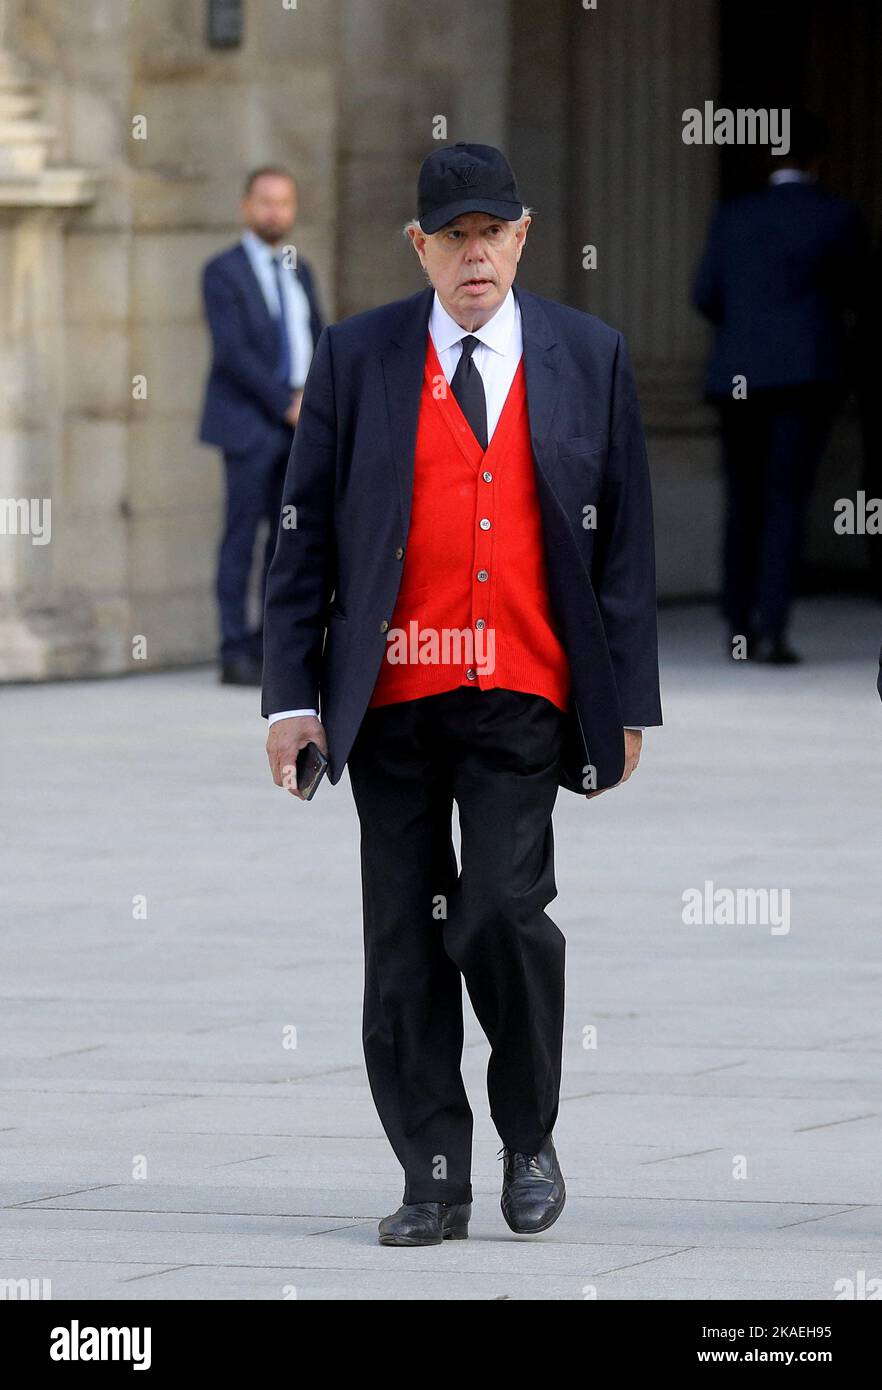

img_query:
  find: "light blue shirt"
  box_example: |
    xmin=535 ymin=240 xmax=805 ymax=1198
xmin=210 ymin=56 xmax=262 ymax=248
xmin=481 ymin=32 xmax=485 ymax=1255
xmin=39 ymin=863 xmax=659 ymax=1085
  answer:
xmin=241 ymin=229 xmax=313 ymax=389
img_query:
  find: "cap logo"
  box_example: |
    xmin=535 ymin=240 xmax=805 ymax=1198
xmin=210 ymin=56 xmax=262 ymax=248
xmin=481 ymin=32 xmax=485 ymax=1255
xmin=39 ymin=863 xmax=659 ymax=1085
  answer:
xmin=449 ymin=162 xmax=477 ymax=188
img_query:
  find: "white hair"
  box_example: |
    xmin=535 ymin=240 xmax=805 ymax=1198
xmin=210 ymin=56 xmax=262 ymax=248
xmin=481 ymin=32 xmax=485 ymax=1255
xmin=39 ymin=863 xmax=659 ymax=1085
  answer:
xmin=402 ymin=207 xmax=533 ymax=238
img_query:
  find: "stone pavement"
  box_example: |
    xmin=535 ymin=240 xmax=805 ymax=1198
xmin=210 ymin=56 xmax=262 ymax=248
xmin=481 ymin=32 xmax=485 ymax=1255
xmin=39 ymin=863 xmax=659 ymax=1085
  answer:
xmin=2 ymin=597 xmax=881 ymax=1301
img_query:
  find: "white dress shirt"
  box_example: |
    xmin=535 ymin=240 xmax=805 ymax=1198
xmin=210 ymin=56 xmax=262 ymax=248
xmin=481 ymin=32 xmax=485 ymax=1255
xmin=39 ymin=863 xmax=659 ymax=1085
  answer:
xmin=268 ymin=288 xmax=643 ymax=731
xmin=429 ymin=284 xmax=522 ymax=438
xmin=241 ymin=230 xmax=313 ymax=389
xmin=768 ymin=169 xmax=814 ymax=186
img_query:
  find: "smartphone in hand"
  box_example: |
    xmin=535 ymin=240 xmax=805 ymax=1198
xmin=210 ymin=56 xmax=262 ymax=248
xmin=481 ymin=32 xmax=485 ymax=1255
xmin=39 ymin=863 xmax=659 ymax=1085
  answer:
xmin=296 ymin=740 xmax=328 ymax=801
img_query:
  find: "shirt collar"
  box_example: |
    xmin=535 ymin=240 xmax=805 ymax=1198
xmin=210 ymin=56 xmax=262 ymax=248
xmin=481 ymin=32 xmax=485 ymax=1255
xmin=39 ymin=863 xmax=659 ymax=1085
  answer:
xmin=430 ymin=286 xmax=518 ymax=356
xmin=242 ymin=229 xmax=281 ymax=263
xmin=768 ymin=169 xmax=814 ymax=186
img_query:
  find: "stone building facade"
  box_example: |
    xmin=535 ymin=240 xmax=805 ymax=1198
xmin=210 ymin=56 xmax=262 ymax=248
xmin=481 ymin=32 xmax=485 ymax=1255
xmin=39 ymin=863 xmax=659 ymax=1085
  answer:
xmin=0 ymin=0 xmax=877 ymax=681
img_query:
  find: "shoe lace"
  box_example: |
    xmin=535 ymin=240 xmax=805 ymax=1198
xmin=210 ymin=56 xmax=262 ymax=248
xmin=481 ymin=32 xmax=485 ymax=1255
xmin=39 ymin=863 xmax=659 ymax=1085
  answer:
xmin=497 ymin=1145 xmax=544 ymax=1178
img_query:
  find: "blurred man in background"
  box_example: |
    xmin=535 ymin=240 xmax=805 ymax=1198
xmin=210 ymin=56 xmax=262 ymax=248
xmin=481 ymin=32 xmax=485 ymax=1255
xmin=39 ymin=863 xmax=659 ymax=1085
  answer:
xmin=199 ymin=167 xmax=325 ymax=685
xmin=693 ymin=113 xmax=865 ymax=663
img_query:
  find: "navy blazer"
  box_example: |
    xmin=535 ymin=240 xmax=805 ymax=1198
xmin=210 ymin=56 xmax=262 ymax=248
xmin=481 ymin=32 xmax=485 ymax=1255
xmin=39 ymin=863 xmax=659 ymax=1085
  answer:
xmin=693 ymin=182 xmax=864 ymax=397
xmin=199 ymin=243 xmax=325 ymax=455
xmin=262 ymin=284 xmax=662 ymax=795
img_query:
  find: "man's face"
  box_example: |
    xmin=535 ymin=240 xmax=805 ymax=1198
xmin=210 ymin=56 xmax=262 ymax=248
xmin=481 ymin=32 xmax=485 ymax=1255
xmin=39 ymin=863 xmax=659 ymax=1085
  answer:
xmin=408 ymin=211 xmax=530 ymax=329
xmin=242 ymin=175 xmax=297 ymax=245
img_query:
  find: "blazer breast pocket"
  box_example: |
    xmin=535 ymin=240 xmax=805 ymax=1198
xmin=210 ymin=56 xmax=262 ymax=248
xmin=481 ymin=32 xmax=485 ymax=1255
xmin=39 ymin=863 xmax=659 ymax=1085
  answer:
xmin=557 ymin=432 xmax=608 ymax=461
xmin=556 ymin=435 xmax=607 ymax=514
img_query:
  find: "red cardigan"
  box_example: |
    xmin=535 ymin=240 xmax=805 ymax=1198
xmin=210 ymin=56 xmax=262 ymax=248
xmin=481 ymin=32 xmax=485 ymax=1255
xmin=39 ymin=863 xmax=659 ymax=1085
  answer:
xmin=369 ymin=334 xmax=571 ymax=711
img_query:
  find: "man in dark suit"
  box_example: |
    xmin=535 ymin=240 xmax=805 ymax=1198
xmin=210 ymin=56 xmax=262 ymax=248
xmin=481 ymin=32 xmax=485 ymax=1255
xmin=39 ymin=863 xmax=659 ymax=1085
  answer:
xmin=693 ymin=117 xmax=864 ymax=663
xmin=262 ymin=144 xmax=661 ymax=1244
xmin=199 ymin=166 xmax=325 ymax=684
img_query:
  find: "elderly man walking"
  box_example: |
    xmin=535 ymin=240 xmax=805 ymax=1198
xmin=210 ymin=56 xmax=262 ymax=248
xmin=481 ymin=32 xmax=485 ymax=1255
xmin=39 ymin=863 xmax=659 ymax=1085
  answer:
xmin=263 ymin=143 xmax=662 ymax=1244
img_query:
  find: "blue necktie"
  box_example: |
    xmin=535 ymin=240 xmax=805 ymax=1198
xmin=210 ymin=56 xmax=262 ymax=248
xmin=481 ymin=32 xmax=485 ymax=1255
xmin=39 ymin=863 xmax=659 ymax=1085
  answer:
xmin=271 ymin=255 xmax=292 ymax=385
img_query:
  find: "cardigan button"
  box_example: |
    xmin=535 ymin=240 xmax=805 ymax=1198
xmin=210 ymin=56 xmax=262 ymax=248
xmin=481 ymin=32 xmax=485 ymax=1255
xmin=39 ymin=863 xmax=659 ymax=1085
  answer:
xmin=479 ymin=518 xmax=491 ymax=530
xmin=475 ymin=618 xmax=486 ymax=629
xmin=476 ymin=569 xmax=489 ymax=582
xmin=465 ymin=668 xmax=477 ymax=680
xmin=482 ymin=470 xmax=493 ymax=482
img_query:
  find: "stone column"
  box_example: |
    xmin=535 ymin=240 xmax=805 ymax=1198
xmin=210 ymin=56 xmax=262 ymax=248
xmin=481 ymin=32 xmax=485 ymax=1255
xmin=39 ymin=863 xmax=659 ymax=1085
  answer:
xmin=566 ymin=0 xmax=723 ymax=597
xmin=566 ymin=0 xmax=718 ymax=416
xmin=336 ymin=0 xmax=511 ymax=318
xmin=0 ymin=42 xmax=97 ymax=677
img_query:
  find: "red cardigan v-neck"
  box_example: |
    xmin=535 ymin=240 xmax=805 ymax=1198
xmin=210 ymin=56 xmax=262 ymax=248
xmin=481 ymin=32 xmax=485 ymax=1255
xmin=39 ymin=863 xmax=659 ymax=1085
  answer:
xmin=368 ymin=334 xmax=571 ymax=712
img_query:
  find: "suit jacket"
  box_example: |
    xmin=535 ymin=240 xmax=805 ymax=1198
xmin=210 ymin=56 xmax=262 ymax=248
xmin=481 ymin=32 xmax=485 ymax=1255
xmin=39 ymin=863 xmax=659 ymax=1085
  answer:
xmin=262 ymin=284 xmax=663 ymax=795
xmin=692 ymin=182 xmax=865 ymax=398
xmin=199 ymin=243 xmax=325 ymax=456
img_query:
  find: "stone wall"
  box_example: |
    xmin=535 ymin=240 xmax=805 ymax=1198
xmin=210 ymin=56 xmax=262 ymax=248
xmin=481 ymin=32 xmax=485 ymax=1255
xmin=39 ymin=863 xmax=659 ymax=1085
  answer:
xmin=5 ymin=0 xmax=339 ymax=677
xmin=2 ymin=0 xmax=872 ymax=683
xmin=2 ymin=0 xmax=514 ymax=680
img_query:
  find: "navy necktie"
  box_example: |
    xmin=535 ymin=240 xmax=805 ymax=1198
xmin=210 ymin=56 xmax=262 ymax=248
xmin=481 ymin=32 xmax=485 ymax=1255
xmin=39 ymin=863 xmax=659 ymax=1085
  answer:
xmin=271 ymin=255 xmax=292 ymax=385
xmin=450 ymin=335 xmax=488 ymax=450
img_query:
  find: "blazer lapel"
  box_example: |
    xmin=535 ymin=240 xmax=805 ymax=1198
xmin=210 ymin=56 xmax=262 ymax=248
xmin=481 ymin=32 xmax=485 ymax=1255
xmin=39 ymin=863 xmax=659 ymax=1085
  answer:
xmin=515 ymin=285 xmax=562 ymax=487
xmin=380 ymin=284 xmax=564 ymax=537
xmin=232 ymin=244 xmax=277 ymax=335
xmin=380 ymin=286 xmax=434 ymax=536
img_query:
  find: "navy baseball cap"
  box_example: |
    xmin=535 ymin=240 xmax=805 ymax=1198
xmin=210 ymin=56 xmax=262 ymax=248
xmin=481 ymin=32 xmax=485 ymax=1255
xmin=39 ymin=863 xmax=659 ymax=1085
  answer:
xmin=417 ymin=142 xmax=524 ymax=234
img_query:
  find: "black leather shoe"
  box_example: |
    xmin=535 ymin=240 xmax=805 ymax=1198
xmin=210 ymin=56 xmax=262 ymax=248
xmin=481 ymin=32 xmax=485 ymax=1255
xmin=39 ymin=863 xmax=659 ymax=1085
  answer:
xmin=220 ymin=660 xmax=262 ymax=686
xmin=378 ymin=1200 xmax=471 ymax=1246
xmin=500 ymin=1134 xmax=565 ymax=1234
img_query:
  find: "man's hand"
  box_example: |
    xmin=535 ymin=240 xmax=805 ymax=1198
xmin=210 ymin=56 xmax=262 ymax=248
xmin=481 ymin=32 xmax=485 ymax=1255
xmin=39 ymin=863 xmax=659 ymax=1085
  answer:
xmin=585 ymin=729 xmax=642 ymax=800
xmin=284 ymin=390 xmax=303 ymax=428
xmin=266 ymin=715 xmax=327 ymax=799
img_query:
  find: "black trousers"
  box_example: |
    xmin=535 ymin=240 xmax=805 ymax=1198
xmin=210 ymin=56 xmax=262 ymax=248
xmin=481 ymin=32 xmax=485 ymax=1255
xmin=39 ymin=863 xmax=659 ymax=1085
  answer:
xmin=716 ymin=385 xmax=839 ymax=642
xmin=347 ymin=686 xmax=567 ymax=1205
xmin=217 ymin=435 xmax=292 ymax=662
